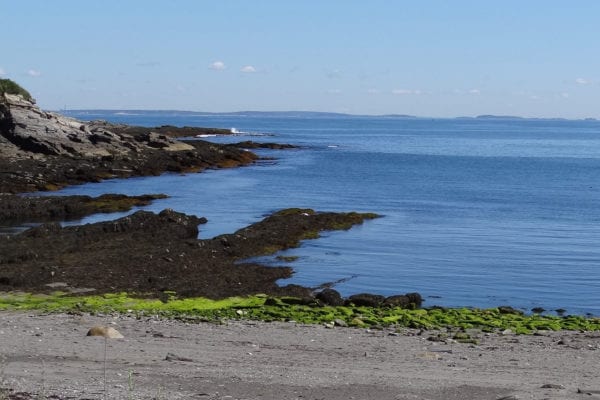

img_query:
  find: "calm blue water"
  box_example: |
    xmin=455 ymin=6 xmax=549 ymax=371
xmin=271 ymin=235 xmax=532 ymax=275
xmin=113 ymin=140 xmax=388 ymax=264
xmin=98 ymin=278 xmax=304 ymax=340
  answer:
xmin=57 ymin=112 xmax=600 ymax=315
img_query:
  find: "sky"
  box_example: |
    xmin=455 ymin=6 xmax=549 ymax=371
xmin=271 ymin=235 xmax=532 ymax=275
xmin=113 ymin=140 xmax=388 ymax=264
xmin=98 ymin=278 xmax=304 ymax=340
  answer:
xmin=1 ymin=1 xmax=599 ymax=118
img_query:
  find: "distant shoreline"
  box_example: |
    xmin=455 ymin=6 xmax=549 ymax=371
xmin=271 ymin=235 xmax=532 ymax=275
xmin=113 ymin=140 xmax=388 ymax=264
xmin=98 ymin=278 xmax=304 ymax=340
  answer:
xmin=60 ymin=109 xmax=599 ymax=122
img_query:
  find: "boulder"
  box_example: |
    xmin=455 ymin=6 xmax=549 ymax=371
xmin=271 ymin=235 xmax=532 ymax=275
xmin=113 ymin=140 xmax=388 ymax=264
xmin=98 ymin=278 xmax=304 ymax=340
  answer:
xmin=383 ymin=293 xmax=423 ymax=309
xmin=316 ymin=288 xmax=344 ymax=306
xmin=346 ymin=293 xmax=386 ymax=307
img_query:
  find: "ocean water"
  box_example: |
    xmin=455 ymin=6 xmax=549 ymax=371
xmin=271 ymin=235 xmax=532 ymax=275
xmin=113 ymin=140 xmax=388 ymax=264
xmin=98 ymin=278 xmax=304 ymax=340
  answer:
xmin=57 ymin=112 xmax=600 ymax=315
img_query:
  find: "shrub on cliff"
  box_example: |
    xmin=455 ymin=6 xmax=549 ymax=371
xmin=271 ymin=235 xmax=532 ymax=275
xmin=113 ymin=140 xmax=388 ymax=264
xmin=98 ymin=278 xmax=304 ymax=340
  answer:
xmin=0 ymin=78 xmax=33 ymax=102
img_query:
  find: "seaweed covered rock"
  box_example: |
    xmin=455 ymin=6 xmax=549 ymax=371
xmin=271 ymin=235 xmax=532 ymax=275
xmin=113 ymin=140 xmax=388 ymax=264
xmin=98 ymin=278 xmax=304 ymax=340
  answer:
xmin=383 ymin=292 xmax=423 ymax=309
xmin=347 ymin=293 xmax=386 ymax=307
xmin=316 ymin=288 xmax=345 ymax=306
xmin=0 ymin=209 xmax=377 ymax=299
xmin=0 ymin=193 xmax=167 ymax=224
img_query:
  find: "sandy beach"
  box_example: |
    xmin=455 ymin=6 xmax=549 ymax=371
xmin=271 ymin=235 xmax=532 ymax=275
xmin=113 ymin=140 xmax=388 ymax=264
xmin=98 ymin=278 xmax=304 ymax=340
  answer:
xmin=1 ymin=311 xmax=599 ymax=400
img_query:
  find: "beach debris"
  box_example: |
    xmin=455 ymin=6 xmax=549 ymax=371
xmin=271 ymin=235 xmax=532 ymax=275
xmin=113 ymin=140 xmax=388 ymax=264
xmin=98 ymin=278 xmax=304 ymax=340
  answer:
xmin=86 ymin=326 xmax=124 ymax=339
xmin=496 ymin=396 xmax=519 ymax=400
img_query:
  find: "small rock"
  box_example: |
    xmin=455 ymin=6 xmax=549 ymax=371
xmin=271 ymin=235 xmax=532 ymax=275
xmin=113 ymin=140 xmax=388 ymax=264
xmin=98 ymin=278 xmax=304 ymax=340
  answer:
xmin=86 ymin=326 xmax=124 ymax=339
xmin=496 ymin=396 xmax=519 ymax=400
xmin=324 ymin=322 xmax=335 ymax=329
xmin=333 ymin=319 xmax=348 ymax=327
xmin=541 ymin=384 xmax=565 ymax=389
xmin=501 ymin=329 xmax=513 ymax=335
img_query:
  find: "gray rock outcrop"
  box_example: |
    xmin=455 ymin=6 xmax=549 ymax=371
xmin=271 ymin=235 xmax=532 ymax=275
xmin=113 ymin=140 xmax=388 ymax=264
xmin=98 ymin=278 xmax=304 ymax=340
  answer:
xmin=0 ymin=93 xmax=193 ymax=160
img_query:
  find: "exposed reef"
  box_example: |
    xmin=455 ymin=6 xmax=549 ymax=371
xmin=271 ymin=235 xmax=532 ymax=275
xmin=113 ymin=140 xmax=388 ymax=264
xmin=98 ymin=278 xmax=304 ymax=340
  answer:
xmin=0 ymin=86 xmax=415 ymax=308
xmin=0 ymin=208 xmax=379 ymax=299
xmin=0 ymin=193 xmax=167 ymax=224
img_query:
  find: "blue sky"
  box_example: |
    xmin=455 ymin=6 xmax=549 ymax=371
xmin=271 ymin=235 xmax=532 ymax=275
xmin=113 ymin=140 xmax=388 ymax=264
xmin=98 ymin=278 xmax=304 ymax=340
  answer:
xmin=2 ymin=1 xmax=599 ymax=118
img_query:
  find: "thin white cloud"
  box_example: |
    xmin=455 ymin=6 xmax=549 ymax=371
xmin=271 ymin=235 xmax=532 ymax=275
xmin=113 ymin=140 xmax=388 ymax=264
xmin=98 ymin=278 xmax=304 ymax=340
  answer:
xmin=575 ymin=78 xmax=589 ymax=85
xmin=326 ymin=89 xmax=342 ymax=94
xmin=27 ymin=69 xmax=41 ymax=77
xmin=209 ymin=61 xmax=226 ymax=71
xmin=392 ymin=89 xmax=421 ymax=95
xmin=326 ymin=69 xmax=341 ymax=79
xmin=136 ymin=61 xmax=160 ymax=67
xmin=367 ymin=89 xmax=381 ymax=94
xmin=469 ymin=89 xmax=481 ymax=95
xmin=0 ymin=68 xmax=5 ymax=76
xmin=561 ymin=92 xmax=570 ymax=98
xmin=240 ymin=65 xmax=257 ymax=73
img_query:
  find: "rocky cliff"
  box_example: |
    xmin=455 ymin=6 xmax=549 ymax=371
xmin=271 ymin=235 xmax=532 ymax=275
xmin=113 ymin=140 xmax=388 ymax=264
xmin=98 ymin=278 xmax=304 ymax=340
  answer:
xmin=0 ymin=92 xmax=193 ymax=160
xmin=0 ymin=92 xmax=257 ymax=192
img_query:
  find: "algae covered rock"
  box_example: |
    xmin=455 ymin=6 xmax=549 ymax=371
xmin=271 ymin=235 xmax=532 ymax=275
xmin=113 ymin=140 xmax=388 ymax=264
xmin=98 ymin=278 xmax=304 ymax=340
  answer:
xmin=383 ymin=292 xmax=423 ymax=309
xmin=347 ymin=293 xmax=386 ymax=307
xmin=316 ymin=288 xmax=344 ymax=306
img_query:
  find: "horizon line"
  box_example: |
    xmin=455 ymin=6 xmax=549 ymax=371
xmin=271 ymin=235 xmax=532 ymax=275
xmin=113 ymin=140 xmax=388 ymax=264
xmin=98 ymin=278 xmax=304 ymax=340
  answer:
xmin=56 ymin=108 xmax=599 ymax=122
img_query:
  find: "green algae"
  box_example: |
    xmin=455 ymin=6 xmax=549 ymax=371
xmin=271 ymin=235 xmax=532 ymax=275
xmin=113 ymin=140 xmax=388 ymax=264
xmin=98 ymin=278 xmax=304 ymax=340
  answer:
xmin=273 ymin=208 xmax=316 ymax=216
xmin=1 ymin=292 xmax=598 ymax=334
xmin=276 ymin=255 xmax=300 ymax=262
xmin=85 ymin=194 xmax=168 ymax=213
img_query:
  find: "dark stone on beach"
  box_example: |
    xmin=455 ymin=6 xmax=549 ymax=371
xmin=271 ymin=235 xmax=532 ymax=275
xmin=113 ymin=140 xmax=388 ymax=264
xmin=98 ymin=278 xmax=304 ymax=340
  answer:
xmin=383 ymin=295 xmax=410 ymax=308
xmin=384 ymin=292 xmax=423 ymax=309
xmin=497 ymin=306 xmax=524 ymax=315
xmin=531 ymin=307 xmax=545 ymax=314
xmin=407 ymin=292 xmax=423 ymax=307
xmin=347 ymin=293 xmax=386 ymax=307
xmin=316 ymin=288 xmax=344 ymax=306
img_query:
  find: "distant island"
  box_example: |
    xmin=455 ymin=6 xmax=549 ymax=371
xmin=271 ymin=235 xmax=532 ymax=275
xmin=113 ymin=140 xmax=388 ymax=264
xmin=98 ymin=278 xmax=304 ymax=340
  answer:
xmin=61 ymin=109 xmax=599 ymax=122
